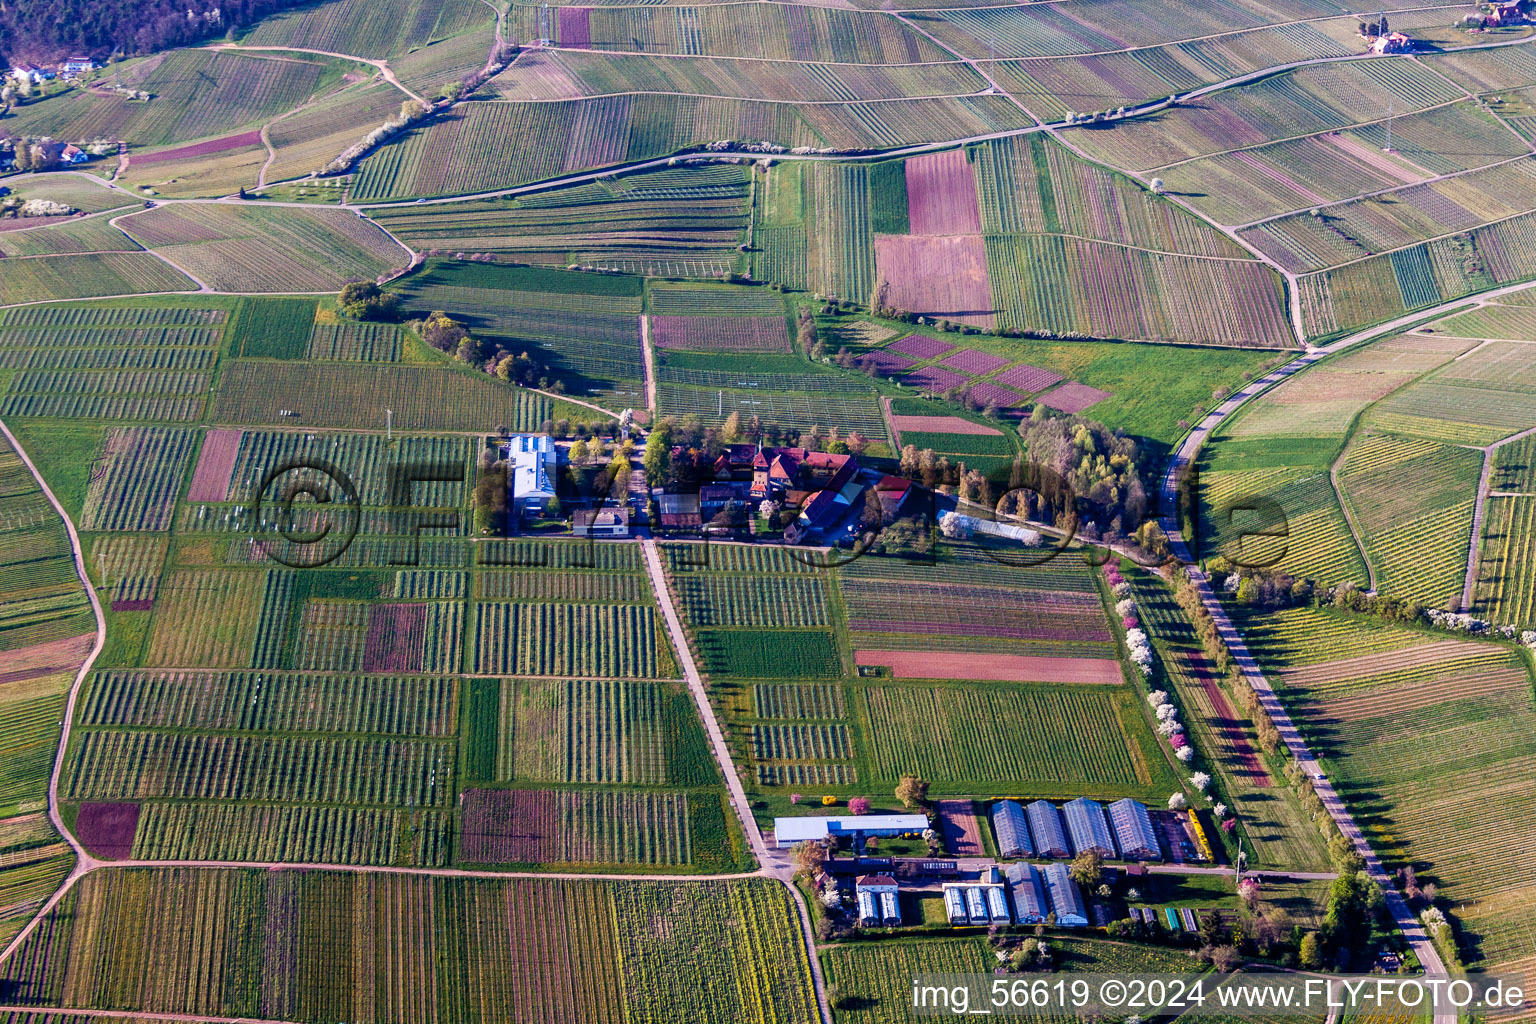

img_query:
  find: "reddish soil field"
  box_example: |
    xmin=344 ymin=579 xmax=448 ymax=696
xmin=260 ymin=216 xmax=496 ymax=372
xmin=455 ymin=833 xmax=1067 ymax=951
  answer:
xmin=889 ymin=334 xmax=955 ymax=359
xmin=940 ymin=349 xmax=1010 ymax=375
xmin=994 ymin=364 xmax=1063 ymax=393
xmin=1185 ymin=651 xmax=1269 ymax=787
xmin=964 ymin=381 xmax=1025 ymax=410
xmin=185 ymin=429 xmax=242 ymax=502
xmin=0 ymin=633 xmax=95 ymax=685
xmin=75 ymin=802 xmax=141 ymax=860
xmin=0 ymin=214 xmax=81 ymax=233
xmin=1037 ymin=381 xmax=1112 ymax=413
xmin=904 ymin=149 xmax=982 ymax=235
xmin=874 ymin=234 xmax=994 ymax=329
xmin=110 ymin=598 xmax=154 ymax=612
xmin=889 ymin=414 xmax=1001 ymax=435
xmin=857 ymin=350 xmax=916 ymax=372
xmin=937 ymin=799 xmax=983 ymax=857
xmin=460 ymin=788 xmax=556 ymax=863
xmin=133 ymin=130 xmax=263 ymax=166
xmin=361 ymin=603 xmax=427 ymax=672
xmin=903 ymin=365 xmax=970 ymax=393
xmin=855 ymin=649 xmax=1122 ymax=683
xmin=558 ymin=7 xmax=592 ymax=46
xmin=650 ymin=315 xmax=790 ymax=352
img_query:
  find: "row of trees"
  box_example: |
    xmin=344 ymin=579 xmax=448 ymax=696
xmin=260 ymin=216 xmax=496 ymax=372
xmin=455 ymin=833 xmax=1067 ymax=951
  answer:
xmin=338 ymin=286 xmax=569 ymax=394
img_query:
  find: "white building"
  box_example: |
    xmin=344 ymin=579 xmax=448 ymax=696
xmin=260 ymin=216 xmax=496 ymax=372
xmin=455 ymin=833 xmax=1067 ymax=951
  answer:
xmin=856 ymin=875 xmax=901 ymax=926
xmin=503 ymin=434 xmax=558 ymax=515
xmin=772 ymin=814 xmax=928 ymax=848
xmin=572 ymin=507 xmax=629 ymax=537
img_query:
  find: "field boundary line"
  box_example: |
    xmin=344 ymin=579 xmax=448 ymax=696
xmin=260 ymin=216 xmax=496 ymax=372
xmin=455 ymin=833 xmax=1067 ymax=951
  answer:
xmin=203 ymin=43 xmax=426 ymax=105
xmin=1233 ymin=153 xmax=1536 ymax=234
xmin=1461 ymin=423 xmax=1536 ymax=610
xmin=0 ymin=419 xmax=105 ymax=967
xmin=107 ymin=210 xmax=213 ymax=292
xmin=495 ymin=87 xmax=999 ymax=105
xmin=1330 ymin=441 xmax=1377 ymax=593
xmin=641 ymin=314 xmax=657 ymax=414
xmin=1139 ymin=94 xmax=1473 ymax=175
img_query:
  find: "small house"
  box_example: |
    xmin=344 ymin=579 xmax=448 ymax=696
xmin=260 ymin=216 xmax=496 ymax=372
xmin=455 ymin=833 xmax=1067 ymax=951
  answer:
xmin=61 ymin=144 xmax=89 ymax=165
xmin=856 ymin=875 xmax=901 ymax=926
xmin=571 ymin=507 xmax=629 ymax=538
xmin=991 ymin=800 xmax=1033 ymax=859
xmin=874 ymin=474 xmax=918 ymax=520
xmin=658 ymin=492 xmax=701 ymax=532
xmin=1372 ymin=30 xmax=1412 ymax=52
xmin=1026 ymin=800 xmax=1070 ymax=859
xmin=1063 ymin=797 xmax=1118 ymax=858
xmin=9 ymin=65 xmax=44 ymax=85
xmin=1041 ymin=862 xmax=1089 ymax=927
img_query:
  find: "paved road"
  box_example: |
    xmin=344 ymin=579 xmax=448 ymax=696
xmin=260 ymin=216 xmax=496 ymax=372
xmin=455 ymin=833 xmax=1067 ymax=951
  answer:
xmin=1149 ymin=284 xmax=1536 ymax=1010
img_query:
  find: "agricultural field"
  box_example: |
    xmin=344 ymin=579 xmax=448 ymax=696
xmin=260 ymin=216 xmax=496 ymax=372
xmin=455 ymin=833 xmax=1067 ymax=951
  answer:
xmin=1191 ymin=326 xmax=1525 ymax=596
xmin=758 ymin=137 xmax=1291 ymax=345
xmin=0 ymin=49 xmax=356 ymax=149
xmin=0 ymin=252 xmax=195 ymax=307
xmin=0 ymin=869 xmax=816 ymax=1024
xmin=492 ymin=50 xmax=988 ymax=103
xmin=349 ymin=92 xmax=1034 ymax=201
xmin=391 ymin=260 xmax=646 ymax=402
xmin=0 ymin=213 xmax=141 ymax=258
xmin=238 ymin=0 xmax=491 ymax=57
xmin=822 ymin=935 xmax=1201 ymax=1023
xmin=1123 ymin=564 xmax=1328 ymax=872
xmin=822 ymin=314 xmax=1275 ymax=449
xmin=1237 ymin=602 xmax=1536 ymax=981
xmin=118 ymin=204 xmax=410 ymax=292
xmin=0 ymin=430 xmax=92 ymax=947
xmin=567 ymin=4 xmax=951 ymax=62
xmin=210 ymin=361 xmax=603 ymax=431
xmin=656 ymin=350 xmax=888 ymax=440
xmin=0 ymin=301 xmax=229 ymax=425
xmin=262 ymin=79 xmax=407 ymax=184
xmin=666 ymin=538 xmax=1180 ymax=806
xmin=5 ymin=0 xmax=1536 ymax=1006
xmin=369 ymin=165 xmax=753 ymax=278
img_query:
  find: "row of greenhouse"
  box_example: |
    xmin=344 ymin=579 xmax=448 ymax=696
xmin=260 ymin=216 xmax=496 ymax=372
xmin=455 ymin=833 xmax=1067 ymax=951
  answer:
xmin=991 ymin=797 xmax=1161 ymax=862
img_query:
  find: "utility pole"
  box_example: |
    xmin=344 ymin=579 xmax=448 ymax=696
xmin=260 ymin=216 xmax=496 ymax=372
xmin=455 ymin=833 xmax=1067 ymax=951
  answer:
xmin=386 ymin=408 xmax=392 ymax=441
